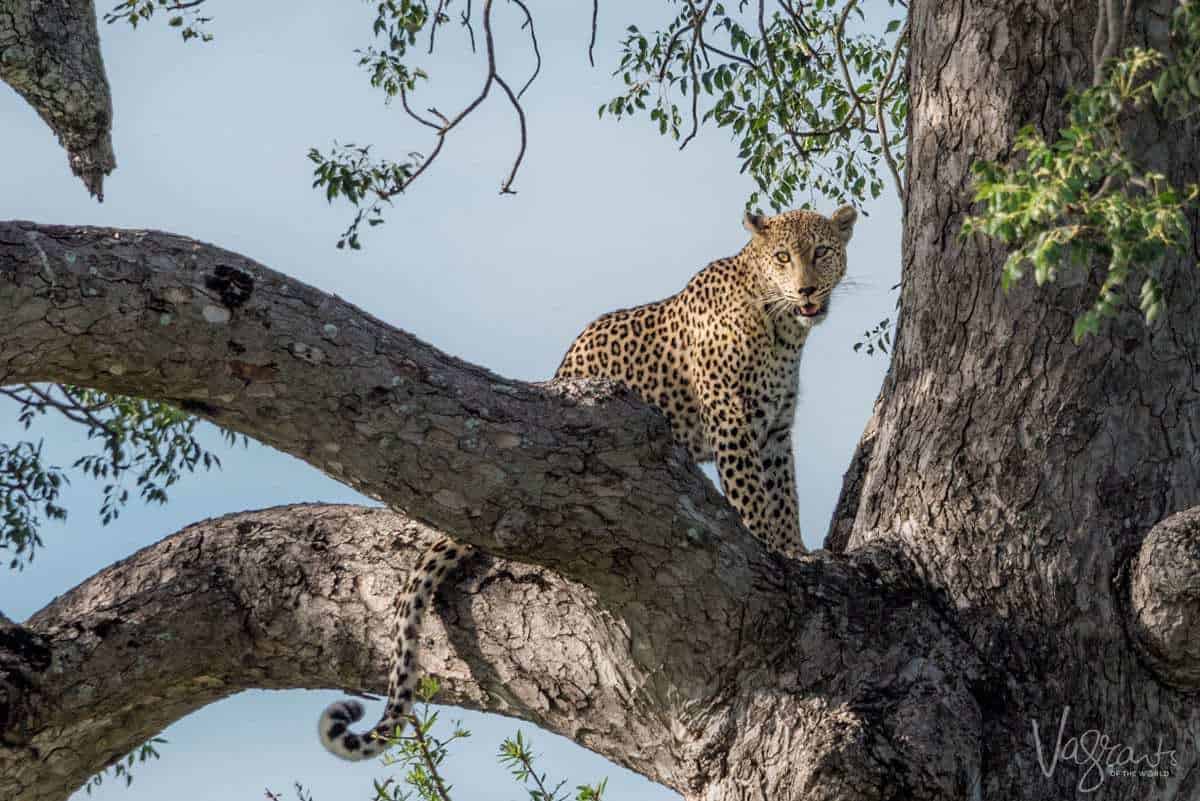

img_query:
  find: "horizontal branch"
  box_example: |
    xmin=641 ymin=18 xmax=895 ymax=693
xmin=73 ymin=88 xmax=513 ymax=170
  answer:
xmin=0 ymin=221 xmax=748 ymax=585
xmin=0 ymin=0 xmax=116 ymax=199
xmin=0 ymin=504 xmax=685 ymax=801
xmin=0 ymin=503 xmax=990 ymax=801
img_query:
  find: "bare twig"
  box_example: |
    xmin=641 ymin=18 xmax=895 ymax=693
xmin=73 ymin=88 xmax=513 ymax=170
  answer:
xmin=495 ymin=74 xmax=528 ymax=193
xmin=700 ymin=40 xmax=757 ymax=71
xmin=400 ymin=87 xmax=442 ymax=130
xmin=589 ymin=0 xmax=599 ymax=67
xmin=508 ymin=0 xmax=542 ymax=98
xmin=376 ymin=0 xmax=527 ymax=199
xmin=679 ymin=0 xmax=714 ymax=149
xmin=428 ymin=0 xmax=449 ymax=54
xmin=462 ymin=0 xmax=477 ymax=53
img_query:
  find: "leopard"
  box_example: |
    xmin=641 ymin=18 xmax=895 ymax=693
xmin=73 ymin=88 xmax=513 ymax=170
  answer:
xmin=318 ymin=204 xmax=858 ymax=761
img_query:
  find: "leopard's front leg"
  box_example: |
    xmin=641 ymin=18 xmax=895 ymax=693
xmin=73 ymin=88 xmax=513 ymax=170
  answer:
xmin=759 ymin=424 xmax=804 ymax=557
xmin=695 ymin=381 xmax=804 ymax=556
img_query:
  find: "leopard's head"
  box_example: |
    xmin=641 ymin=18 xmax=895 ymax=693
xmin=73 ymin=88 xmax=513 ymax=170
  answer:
xmin=742 ymin=205 xmax=857 ymax=327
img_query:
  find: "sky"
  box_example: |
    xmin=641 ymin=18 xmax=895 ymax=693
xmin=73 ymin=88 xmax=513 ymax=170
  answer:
xmin=0 ymin=2 xmax=901 ymax=799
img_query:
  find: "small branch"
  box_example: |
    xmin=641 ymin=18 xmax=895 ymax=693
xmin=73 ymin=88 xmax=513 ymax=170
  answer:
xmin=494 ymin=73 xmax=528 ymax=192
xmin=658 ymin=22 xmax=692 ymax=83
xmin=400 ymin=87 xmax=442 ymax=130
xmin=428 ymin=0 xmax=450 ymax=54
xmin=876 ymin=19 xmax=908 ymax=212
xmin=409 ymin=712 xmax=455 ymax=801
xmin=757 ymin=0 xmax=810 ymax=157
xmin=508 ymin=0 xmax=542 ymax=98
xmin=462 ymin=0 xmax=477 ymax=53
xmin=834 ymin=0 xmax=870 ymax=130
xmin=700 ymin=41 xmax=757 ymax=71
xmin=678 ymin=0 xmax=714 ymax=150
xmin=589 ymin=0 xmax=599 ymax=67
xmin=376 ymin=0 xmax=529 ymax=199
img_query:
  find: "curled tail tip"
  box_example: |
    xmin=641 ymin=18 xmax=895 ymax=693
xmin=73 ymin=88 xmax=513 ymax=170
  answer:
xmin=318 ymin=699 xmax=384 ymax=762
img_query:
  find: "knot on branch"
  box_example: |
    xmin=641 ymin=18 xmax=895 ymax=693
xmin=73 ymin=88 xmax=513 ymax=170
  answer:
xmin=0 ymin=617 xmax=52 ymax=744
xmin=1128 ymin=507 xmax=1200 ymax=690
xmin=543 ymin=375 xmax=627 ymax=405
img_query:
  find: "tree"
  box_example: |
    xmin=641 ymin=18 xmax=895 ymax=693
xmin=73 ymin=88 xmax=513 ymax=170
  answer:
xmin=3 ymin=1 xmax=1200 ymax=800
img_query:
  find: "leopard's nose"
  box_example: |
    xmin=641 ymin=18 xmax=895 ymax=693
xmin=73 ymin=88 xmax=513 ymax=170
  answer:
xmin=798 ymin=286 xmax=817 ymax=297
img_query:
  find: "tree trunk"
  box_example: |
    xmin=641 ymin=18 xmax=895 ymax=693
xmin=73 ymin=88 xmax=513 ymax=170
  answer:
xmin=4 ymin=1 xmax=1200 ymax=799
xmin=830 ymin=0 xmax=1200 ymax=797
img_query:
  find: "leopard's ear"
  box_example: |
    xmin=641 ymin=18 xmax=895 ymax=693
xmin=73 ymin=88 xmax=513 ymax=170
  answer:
xmin=830 ymin=204 xmax=858 ymax=244
xmin=743 ymin=211 xmax=769 ymax=237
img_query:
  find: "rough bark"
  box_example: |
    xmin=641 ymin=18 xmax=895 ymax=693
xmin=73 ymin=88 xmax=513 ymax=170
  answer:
xmin=829 ymin=0 xmax=1200 ymax=797
xmin=0 ymin=501 xmax=986 ymax=801
xmin=0 ymin=0 xmax=115 ymax=199
xmin=1 ymin=504 xmax=686 ymax=801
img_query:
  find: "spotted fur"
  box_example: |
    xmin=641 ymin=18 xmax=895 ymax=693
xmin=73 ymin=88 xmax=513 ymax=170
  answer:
xmin=556 ymin=205 xmax=857 ymax=557
xmin=318 ymin=205 xmax=855 ymax=760
xmin=318 ymin=537 xmax=472 ymax=760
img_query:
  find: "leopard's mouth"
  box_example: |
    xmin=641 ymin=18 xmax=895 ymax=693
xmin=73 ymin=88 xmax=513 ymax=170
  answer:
xmin=797 ymin=303 xmax=824 ymax=318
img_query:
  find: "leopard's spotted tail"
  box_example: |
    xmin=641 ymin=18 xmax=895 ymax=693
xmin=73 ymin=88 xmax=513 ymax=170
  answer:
xmin=318 ymin=537 xmax=470 ymax=761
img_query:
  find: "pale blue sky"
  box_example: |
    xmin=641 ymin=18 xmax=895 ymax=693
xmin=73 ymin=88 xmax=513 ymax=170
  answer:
xmin=0 ymin=1 xmax=901 ymax=798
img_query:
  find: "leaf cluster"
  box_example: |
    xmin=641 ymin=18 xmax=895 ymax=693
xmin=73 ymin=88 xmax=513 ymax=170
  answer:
xmin=0 ymin=385 xmax=235 ymax=568
xmin=601 ymin=0 xmax=907 ymax=212
xmin=309 ymin=144 xmax=418 ymax=250
xmin=104 ymin=0 xmax=213 ymax=42
xmin=83 ymin=737 xmax=167 ymax=794
xmin=962 ymin=3 xmax=1200 ymax=342
xmin=852 ymin=316 xmax=892 ymax=356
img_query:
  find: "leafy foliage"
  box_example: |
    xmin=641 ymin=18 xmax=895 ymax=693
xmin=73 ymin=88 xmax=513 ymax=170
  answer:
xmin=83 ymin=737 xmax=167 ymax=794
xmin=0 ymin=440 xmax=66 ymax=569
xmin=310 ymin=0 xmax=910 ymax=246
xmin=308 ymin=143 xmax=417 ymax=251
xmin=963 ymin=2 xmax=1200 ymax=342
xmin=0 ymin=385 xmax=236 ymax=568
xmin=267 ymin=679 xmax=607 ymax=801
xmin=852 ymin=317 xmax=892 ymax=356
xmin=602 ymin=0 xmax=908 ymax=212
xmin=108 ymin=0 xmax=908 ymax=246
xmin=104 ymin=0 xmax=213 ymax=42
xmin=499 ymin=731 xmax=608 ymax=801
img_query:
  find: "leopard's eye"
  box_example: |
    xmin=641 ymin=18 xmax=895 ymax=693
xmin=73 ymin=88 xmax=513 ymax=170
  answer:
xmin=774 ymin=251 xmax=790 ymax=264
xmin=814 ymin=245 xmax=831 ymax=259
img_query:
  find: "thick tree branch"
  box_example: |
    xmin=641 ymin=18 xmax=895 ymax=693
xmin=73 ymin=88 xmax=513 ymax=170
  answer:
xmin=0 ymin=0 xmax=115 ymax=199
xmin=0 ymin=220 xmax=767 ymax=624
xmin=0 ymin=504 xmax=683 ymax=801
xmin=0 ymin=503 xmax=987 ymax=801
